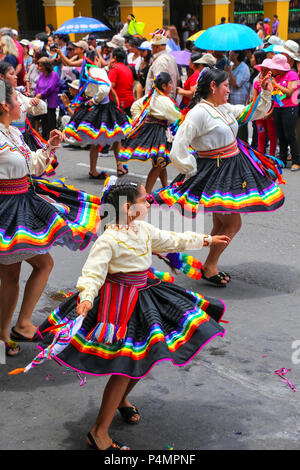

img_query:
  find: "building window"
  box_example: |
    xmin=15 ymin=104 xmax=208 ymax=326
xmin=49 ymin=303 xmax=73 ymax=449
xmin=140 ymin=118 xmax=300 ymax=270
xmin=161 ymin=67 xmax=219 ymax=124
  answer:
xmin=289 ymin=0 xmax=300 ymax=33
xmin=234 ymin=0 xmax=264 ymax=30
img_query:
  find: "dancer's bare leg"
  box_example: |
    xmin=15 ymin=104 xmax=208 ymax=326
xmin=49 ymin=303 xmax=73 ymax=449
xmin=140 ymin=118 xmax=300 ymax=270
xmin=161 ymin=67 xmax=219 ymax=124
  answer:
xmin=13 ymin=254 xmax=54 ymax=339
xmin=112 ymin=141 xmax=127 ymax=175
xmin=203 ymin=213 xmax=242 ymax=283
xmin=159 ymin=167 xmax=168 ymax=188
xmin=89 ymin=145 xmax=100 ymax=176
xmin=145 ymin=166 xmax=163 ymax=193
xmin=88 ymin=375 xmax=132 ymax=449
xmin=0 ymin=262 xmax=22 ymax=349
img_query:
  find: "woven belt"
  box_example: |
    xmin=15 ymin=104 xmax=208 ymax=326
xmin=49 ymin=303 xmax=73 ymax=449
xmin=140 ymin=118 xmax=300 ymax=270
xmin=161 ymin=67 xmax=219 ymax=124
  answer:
xmin=196 ymin=141 xmax=239 ymax=166
xmin=0 ymin=177 xmax=29 ymax=195
xmin=145 ymin=116 xmax=168 ymax=127
xmin=107 ymin=270 xmax=149 ymax=289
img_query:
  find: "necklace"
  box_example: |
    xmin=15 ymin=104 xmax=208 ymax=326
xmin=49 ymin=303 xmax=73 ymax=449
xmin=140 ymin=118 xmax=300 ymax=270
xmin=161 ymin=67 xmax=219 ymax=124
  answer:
xmin=200 ymin=99 xmax=237 ymax=139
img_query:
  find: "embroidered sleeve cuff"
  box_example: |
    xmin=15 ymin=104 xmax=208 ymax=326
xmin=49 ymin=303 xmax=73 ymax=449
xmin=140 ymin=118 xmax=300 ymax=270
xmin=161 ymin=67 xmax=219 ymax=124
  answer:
xmin=79 ymin=293 xmax=94 ymax=305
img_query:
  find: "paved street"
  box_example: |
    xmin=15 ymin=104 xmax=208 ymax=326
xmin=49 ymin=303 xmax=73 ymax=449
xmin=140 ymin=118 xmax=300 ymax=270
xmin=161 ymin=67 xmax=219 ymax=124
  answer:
xmin=1 ymin=145 xmax=300 ymax=450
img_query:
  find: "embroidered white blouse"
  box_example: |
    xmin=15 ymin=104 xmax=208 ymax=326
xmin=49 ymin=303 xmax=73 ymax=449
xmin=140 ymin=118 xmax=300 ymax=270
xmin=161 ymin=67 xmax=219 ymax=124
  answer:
xmin=77 ymin=220 xmax=211 ymax=305
xmin=170 ymin=90 xmax=272 ymax=177
xmin=85 ymin=67 xmax=111 ymax=105
xmin=0 ymin=123 xmax=52 ymax=179
xmin=131 ymin=93 xmax=182 ymax=123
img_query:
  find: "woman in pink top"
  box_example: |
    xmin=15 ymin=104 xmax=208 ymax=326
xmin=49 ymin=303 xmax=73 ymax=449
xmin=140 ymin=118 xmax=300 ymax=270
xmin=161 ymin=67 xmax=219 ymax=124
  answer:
xmin=271 ymin=54 xmax=300 ymax=171
xmin=253 ymin=58 xmax=277 ymax=156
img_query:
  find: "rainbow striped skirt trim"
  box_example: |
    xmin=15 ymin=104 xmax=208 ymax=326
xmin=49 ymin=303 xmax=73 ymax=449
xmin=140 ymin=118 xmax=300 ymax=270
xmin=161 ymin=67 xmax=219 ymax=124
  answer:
xmin=64 ymin=101 xmax=131 ymax=146
xmin=151 ymin=150 xmax=285 ymax=216
xmin=118 ymin=122 xmax=172 ymax=168
xmin=0 ymin=178 xmax=100 ymax=264
xmin=38 ymin=278 xmax=225 ymax=379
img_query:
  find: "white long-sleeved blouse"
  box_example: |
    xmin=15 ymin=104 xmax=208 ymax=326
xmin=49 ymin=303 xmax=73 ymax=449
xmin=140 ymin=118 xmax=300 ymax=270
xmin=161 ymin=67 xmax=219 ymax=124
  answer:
xmin=76 ymin=219 xmax=211 ymax=305
xmin=0 ymin=123 xmax=52 ymax=179
xmin=131 ymin=93 xmax=181 ymax=123
xmin=170 ymin=90 xmax=272 ymax=177
xmin=85 ymin=67 xmax=111 ymax=105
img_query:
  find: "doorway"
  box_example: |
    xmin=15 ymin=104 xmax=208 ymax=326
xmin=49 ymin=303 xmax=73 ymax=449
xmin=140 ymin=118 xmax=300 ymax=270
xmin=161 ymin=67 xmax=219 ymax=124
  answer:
xmin=17 ymin=0 xmax=45 ymax=39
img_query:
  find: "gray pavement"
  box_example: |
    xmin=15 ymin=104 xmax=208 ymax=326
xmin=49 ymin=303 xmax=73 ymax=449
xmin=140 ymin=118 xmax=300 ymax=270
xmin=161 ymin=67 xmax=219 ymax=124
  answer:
xmin=1 ymin=145 xmax=300 ymax=450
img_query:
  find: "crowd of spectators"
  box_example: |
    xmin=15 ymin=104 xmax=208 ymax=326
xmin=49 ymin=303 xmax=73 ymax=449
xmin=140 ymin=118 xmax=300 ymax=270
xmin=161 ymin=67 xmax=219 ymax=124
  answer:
xmin=1 ymin=12 xmax=300 ymax=170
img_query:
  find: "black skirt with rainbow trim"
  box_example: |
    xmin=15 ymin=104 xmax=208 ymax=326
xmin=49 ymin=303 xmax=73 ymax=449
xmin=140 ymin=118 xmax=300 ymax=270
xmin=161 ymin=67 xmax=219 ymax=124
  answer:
xmin=0 ymin=178 xmax=100 ymax=265
xmin=38 ymin=278 xmax=225 ymax=379
xmin=151 ymin=151 xmax=285 ymax=216
xmin=64 ymin=101 xmax=131 ymax=146
xmin=118 ymin=122 xmax=172 ymax=168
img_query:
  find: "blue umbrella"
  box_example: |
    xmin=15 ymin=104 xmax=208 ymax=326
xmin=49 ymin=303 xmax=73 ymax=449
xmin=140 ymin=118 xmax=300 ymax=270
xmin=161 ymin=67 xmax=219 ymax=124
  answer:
xmin=55 ymin=16 xmax=110 ymax=34
xmin=195 ymin=23 xmax=262 ymax=51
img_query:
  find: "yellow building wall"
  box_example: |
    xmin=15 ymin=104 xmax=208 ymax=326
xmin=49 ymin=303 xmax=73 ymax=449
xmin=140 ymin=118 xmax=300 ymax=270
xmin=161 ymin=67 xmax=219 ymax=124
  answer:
xmin=120 ymin=6 xmax=163 ymax=37
xmin=44 ymin=5 xmax=75 ymax=31
xmin=0 ymin=0 xmax=19 ymax=29
xmin=263 ymin=1 xmax=289 ymax=41
xmin=202 ymin=4 xmax=230 ymax=30
xmin=229 ymin=0 xmax=235 ymax=23
xmin=74 ymin=0 xmax=92 ymax=18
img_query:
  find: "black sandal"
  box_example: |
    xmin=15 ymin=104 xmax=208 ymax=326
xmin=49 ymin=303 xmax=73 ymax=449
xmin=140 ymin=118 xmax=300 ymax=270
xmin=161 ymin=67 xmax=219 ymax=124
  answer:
xmin=219 ymin=272 xmax=231 ymax=281
xmin=117 ymin=166 xmax=129 ymax=177
xmin=10 ymin=327 xmax=41 ymax=343
xmin=201 ymin=270 xmax=227 ymax=287
xmin=88 ymin=172 xmax=107 ymax=180
xmin=118 ymin=405 xmax=140 ymax=425
xmin=86 ymin=432 xmax=130 ymax=450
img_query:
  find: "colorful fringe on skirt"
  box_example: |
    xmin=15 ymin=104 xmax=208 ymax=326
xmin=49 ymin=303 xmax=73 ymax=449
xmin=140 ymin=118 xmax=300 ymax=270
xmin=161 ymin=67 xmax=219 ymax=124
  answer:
xmin=118 ymin=122 xmax=171 ymax=168
xmin=37 ymin=275 xmax=225 ymax=379
xmin=0 ymin=177 xmax=100 ymax=264
xmin=151 ymin=146 xmax=285 ymax=216
xmin=64 ymin=101 xmax=131 ymax=146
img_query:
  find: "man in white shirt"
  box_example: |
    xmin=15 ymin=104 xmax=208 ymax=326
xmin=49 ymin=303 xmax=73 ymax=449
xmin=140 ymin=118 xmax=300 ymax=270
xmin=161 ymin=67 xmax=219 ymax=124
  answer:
xmin=145 ymin=29 xmax=179 ymax=100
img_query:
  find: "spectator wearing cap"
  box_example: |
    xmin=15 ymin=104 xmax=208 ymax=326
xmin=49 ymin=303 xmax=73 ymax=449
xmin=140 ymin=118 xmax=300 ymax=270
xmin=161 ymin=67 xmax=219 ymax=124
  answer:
xmin=263 ymin=18 xmax=271 ymax=37
xmin=271 ymin=54 xmax=300 ymax=171
xmin=108 ymin=47 xmax=135 ymax=115
xmin=57 ymin=40 xmax=88 ymax=69
xmin=135 ymin=41 xmax=152 ymax=99
xmin=107 ymin=35 xmax=126 ymax=52
xmin=145 ymin=29 xmax=179 ymax=100
xmin=127 ymin=37 xmax=142 ymax=72
xmin=20 ymin=39 xmax=33 ymax=72
xmin=177 ymin=53 xmax=216 ymax=108
xmin=35 ymin=57 xmax=60 ymax=139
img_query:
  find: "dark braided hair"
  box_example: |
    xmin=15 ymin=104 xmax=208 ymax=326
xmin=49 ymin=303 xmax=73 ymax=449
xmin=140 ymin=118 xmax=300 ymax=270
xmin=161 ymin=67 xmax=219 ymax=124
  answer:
xmin=102 ymin=176 xmax=142 ymax=225
xmin=143 ymin=72 xmax=172 ymax=105
xmin=189 ymin=68 xmax=228 ymax=109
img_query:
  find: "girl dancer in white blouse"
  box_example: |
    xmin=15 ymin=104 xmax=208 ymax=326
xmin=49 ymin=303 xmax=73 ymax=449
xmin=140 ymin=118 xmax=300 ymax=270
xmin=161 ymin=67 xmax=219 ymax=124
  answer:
xmin=151 ymin=68 xmax=284 ymax=286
